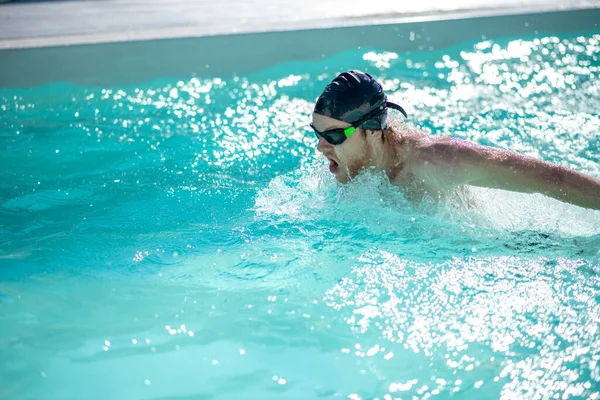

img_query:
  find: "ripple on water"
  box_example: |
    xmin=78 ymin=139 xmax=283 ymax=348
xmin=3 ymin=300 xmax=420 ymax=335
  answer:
xmin=0 ymin=31 xmax=599 ymax=400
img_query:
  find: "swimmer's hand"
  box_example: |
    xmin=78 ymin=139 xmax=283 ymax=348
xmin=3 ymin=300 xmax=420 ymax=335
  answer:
xmin=411 ymin=137 xmax=600 ymax=211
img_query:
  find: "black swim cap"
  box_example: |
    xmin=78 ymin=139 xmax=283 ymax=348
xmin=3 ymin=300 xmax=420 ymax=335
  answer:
xmin=313 ymin=70 xmax=407 ymax=130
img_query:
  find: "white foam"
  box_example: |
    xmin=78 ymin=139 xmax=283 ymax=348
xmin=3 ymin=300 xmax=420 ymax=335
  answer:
xmin=255 ymin=162 xmax=600 ymax=237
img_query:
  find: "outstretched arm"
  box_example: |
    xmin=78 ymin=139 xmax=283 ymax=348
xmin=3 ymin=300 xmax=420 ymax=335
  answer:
xmin=412 ymin=137 xmax=600 ymax=210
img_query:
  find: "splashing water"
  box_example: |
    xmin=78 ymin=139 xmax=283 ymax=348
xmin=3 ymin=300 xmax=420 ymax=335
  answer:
xmin=0 ymin=30 xmax=599 ymax=399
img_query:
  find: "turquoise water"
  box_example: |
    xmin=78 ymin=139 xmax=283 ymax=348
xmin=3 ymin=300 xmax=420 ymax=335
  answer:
xmin=1 ymin=28 xmax=600 ymax=399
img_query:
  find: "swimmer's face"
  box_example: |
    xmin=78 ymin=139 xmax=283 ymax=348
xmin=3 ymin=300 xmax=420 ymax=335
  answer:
xmin=312 ymin=113 xmax=370 ymax=184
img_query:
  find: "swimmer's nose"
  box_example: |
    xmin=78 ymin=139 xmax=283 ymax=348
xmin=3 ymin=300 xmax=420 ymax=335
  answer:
xmin=317 ymin=137 xmax=332 ymax=153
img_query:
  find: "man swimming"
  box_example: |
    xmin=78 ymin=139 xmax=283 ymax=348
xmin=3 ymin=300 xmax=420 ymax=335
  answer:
xmin=311 ymin=70 xmax=600 ymax=211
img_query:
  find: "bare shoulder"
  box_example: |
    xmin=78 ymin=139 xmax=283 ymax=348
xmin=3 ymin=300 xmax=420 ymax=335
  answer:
xmin=414 ymin=135 xmax=484 ymax=152
xmin=411 ymin=135 xmax=510 ymax=166
xmin=396 ymin=131 xmax=600 ymax=209
xmin=411 ymin=135 xmax=476 ymax=164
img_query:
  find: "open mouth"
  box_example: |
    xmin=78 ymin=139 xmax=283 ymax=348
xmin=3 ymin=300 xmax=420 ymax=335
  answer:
xmin=328 ymin=157 xmax=339 ymax=174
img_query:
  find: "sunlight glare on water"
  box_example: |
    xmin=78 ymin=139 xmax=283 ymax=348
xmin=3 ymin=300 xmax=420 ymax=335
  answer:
xmin=0 ymin=30 xmax=599 ymax=400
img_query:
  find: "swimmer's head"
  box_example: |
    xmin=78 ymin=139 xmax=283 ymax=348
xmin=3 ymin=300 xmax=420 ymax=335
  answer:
xmin=314 ymin=70 xmax=389 ymax=131
xmin=311 ymin=70 xmax=407 ymax=183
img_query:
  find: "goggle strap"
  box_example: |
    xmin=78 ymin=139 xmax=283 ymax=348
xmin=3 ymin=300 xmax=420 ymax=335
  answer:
xmin=386 ymin=101 xmax=408 ymax=118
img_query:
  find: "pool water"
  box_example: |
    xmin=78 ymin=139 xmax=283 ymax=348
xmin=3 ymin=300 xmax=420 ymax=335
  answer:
xmin=1 ymin=28 xmax=600 ymax=399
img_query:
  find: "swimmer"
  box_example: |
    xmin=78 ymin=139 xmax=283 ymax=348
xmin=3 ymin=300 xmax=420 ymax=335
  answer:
xmin=310 ymin=70 xmax=600 ymax=211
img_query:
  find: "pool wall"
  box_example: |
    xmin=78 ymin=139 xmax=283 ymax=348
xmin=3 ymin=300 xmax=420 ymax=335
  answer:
xmin=0 ymin=7 xmax=599 ymax=88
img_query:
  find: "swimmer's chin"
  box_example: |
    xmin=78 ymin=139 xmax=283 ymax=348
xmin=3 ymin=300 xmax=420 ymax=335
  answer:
xmin=333 ymin=170 xmax=352 ymax=184
xmin=333 ymin=166 xmax=385 ymax=184
xmin=335 ymin=174 xmax=349 ymax=184
xmin=327 ymin=163 xmax=359 ymax=184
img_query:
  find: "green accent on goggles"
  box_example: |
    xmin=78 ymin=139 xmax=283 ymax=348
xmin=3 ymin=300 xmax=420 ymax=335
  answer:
xmin=310 ymin=102 xmax=407 ymax=145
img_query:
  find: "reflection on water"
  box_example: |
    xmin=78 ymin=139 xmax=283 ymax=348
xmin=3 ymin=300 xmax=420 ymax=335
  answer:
xmin=0 ymin=31 xmax=599 ymax=399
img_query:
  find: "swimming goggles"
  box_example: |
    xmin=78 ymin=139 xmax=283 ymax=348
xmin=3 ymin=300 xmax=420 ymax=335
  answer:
xmin=310 ymin=102 xmax=408 ymax=146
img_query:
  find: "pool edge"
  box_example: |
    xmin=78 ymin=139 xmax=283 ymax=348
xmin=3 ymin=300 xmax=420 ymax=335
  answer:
xmin=1 ymin=7 xmax=599 ymax=88
xmin=1 ymin=4 xmax=598 ymax=50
